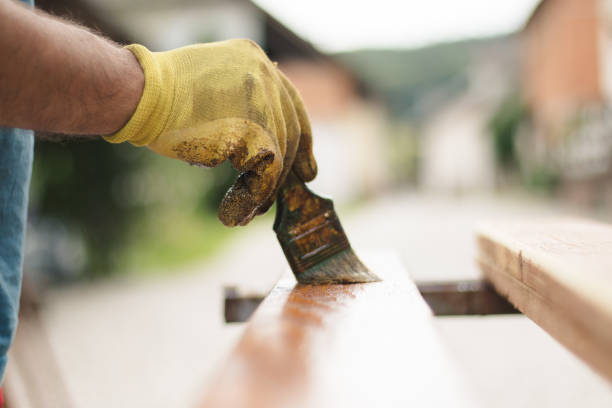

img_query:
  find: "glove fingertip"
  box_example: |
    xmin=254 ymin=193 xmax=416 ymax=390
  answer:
xmin=256 ymin=197 xmax=275 ymax=215
xmin=217 ymin=176 xmax=260 ymax=227
xmin=218 ymin=153 xmax=281 ymax=226
xmin=293 ymin=155 xmax=318 ymax=182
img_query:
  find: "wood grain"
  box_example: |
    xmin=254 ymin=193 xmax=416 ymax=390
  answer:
xmin=477 ymin=218 xmax=612 ymax=382
xmin=200 ymin=252 xmax=478 ymax=408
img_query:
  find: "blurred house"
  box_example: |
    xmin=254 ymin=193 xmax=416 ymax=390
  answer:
xmin=523 ymin=0 xmax=603 ymax=132
xmin=40 ymin=0 xmax=389 ymax=201
xmin=521 ymin=0 xmax=612 ymax=194
xmin=420 ymin=38 xmax=518 ymax=192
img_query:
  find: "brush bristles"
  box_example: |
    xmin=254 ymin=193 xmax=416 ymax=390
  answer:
xmin=295 ymin=248 xmax=381 ymax=285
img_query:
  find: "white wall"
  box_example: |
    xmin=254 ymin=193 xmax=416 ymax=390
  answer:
xmin=308 ymin=102 xmax=389 ymax=202
xmin=421 ymin=98 xmax=496 ymax=192
xmin=597 ymin=0 xmax=612 ymax=103
xmin=113 ymin=2 xmax=265 ymax=50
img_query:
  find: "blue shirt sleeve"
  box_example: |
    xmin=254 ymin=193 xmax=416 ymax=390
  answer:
xmin=0 ymin=128 xmax=34 ymax=382
xmin=0 ymin=0 xmax=36 ymax=382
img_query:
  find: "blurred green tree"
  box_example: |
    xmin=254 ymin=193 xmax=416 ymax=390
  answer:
xmin=29 ymin=138 xmax=236 ymax=280
xmin=29 ymin=140 xmax=142 ymax=279
xmin=488 ymin=93 xmax=526 ymax=170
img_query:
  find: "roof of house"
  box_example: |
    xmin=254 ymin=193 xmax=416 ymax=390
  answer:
xmin=523 ymin=0 xmax=546 ymax=30
xmin=35 ymin=0 xmax=368 ymax=95
xmin=35 ymin=0 xmax=131 ymax=43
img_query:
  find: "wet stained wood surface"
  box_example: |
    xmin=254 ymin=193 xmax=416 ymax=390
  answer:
xmin=224 ymin=280 xmax=519 ymax=323
xmin=477 ymin=219 xmax=612 ymax=383
xmin=200 ymin=252 xmax=478 ymax=408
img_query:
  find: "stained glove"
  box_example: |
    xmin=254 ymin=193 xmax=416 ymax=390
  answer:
xmin=104 ymin=39 xmax=317 ymax=226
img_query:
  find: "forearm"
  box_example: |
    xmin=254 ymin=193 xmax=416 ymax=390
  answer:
xmin=0 ymin=0 xmax=144 ymax=135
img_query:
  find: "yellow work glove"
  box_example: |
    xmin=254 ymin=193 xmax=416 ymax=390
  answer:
xmin=104 ymin=39 xmax=317 ymax=226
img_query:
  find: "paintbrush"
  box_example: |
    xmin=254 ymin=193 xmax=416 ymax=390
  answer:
xmin=273 ymin=171 xmax=381 ymax=285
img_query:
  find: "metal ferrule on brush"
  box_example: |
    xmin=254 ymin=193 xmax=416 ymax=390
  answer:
xmin=283 ymin=209 xmax=350 ymax=276
xmin=274 ymin=171 xmax=380 ymax=285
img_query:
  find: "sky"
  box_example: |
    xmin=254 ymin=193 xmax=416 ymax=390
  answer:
xmin=253 ymin=0 xmax=540 ymax=52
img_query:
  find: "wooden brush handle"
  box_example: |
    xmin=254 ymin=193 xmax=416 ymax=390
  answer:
xmin=274 ymin=170 xmax=332 ymax=231
xmin=276 ymin=170 xmax=303 ymax=199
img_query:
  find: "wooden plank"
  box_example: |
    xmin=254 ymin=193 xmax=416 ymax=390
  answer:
xmin=418 ymin=280 xmax=519 ymax=316
xmin=223 ymin=286 xmax=266 ymax=323
xmin=200 ymin=252 xmax=478 ymax=408
xmin=224 ymin=280 xmax=519 ymax=322
xmin=477 ymin=218 xmax=612 ymax=382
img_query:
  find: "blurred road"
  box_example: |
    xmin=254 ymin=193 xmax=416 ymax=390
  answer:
xmin=12 ymin=191 xmax=612 ymax=407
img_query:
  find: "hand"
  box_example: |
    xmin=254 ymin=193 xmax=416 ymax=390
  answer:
xmin=104 ymin=39 xmax=317 ymax=226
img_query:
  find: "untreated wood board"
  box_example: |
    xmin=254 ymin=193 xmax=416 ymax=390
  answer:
xmin=477 ymin=218 xmax=612 ymax=382
xmin=200 ymin=252 xmax=478 ymax=408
